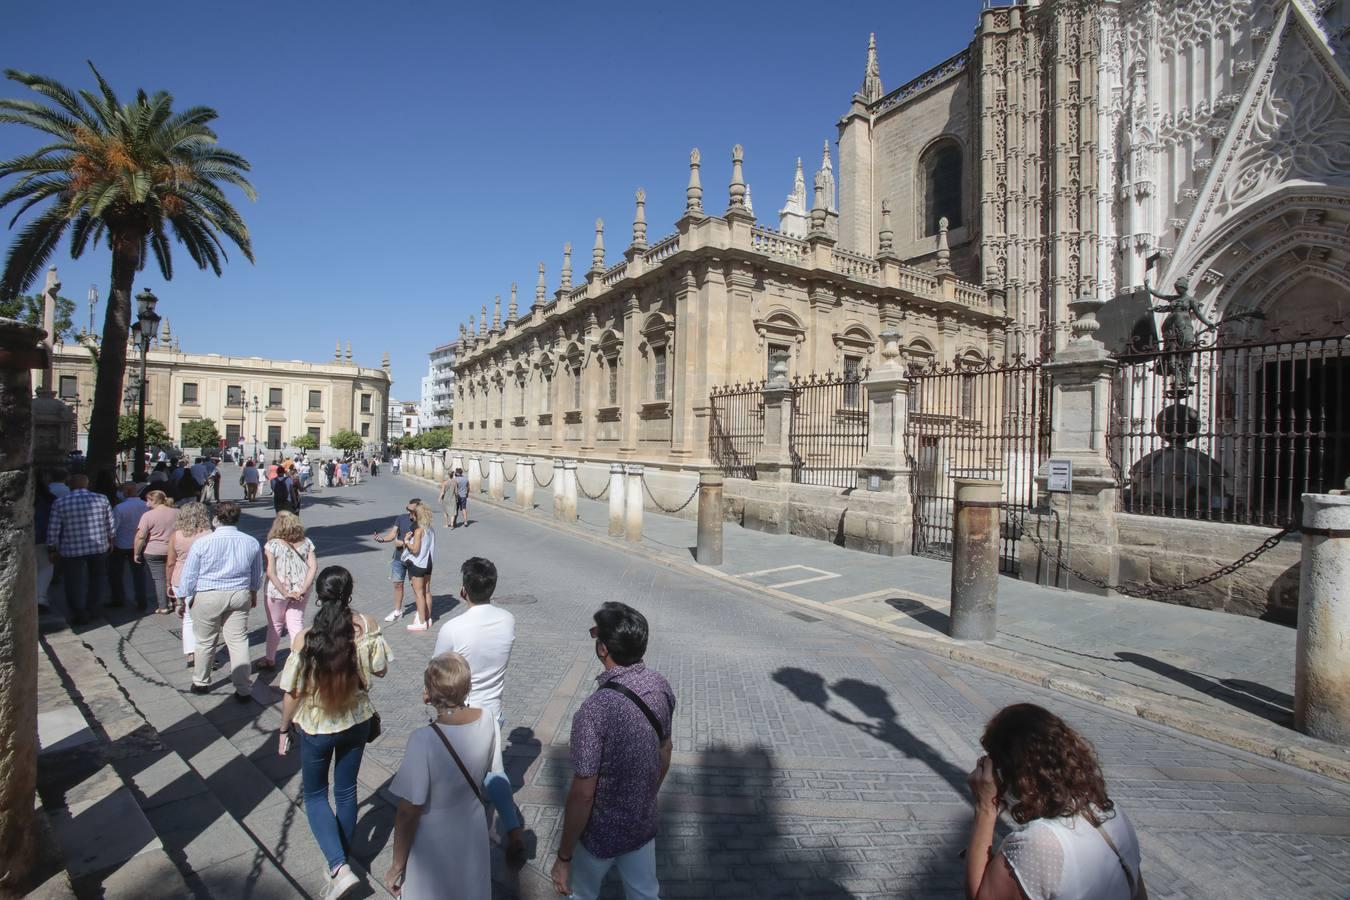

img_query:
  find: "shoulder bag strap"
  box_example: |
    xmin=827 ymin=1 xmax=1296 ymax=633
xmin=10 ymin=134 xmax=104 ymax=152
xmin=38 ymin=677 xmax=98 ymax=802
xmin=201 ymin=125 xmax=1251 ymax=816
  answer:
xmin=1093 ymin=822 xmax=1140 ymax=900
xmin=429 ymin=720 xmax=484 ymax=803
xmin=601 ymin=681 xmax=665 ymax=741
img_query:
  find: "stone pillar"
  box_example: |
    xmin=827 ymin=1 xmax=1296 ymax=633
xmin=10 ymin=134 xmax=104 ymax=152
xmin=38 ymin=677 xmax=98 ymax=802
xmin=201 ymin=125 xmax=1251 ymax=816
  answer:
xmin=467 ymin=454 xmax=483 ymax=493
xmin=625 ymin=464 xmax=644 ymax=542
xmin=608 ymin=463 xmax=626 ymax=537
xmin=431 ymin=451 xmax=445 ymax=483
xmin=696 ymin=469 xmax=724 ymax=565
xmin=561 ymin=459 xmax=578 ymax=522
xmin=1019 ymin=298 xmax=1120 ymax=593
xmin=1295 ymin=493 xmax=1350 ymax=745
xmin=846 ymin=329 xmax=913 ymax=556
xmin=552 ymin=458 xmax=565 ymax=517
xmin=489 ymin=455 xmax=504 ymax=501
xmin=0 ymin=318 xmax=42 ymax=890
xmin=451 ymin=452 xmax=464 ymax=475
xmin=517 ymin=457 xmax=535 ymax=510
xmin=950 ymin=478 xmax=1001 ymax=640
xmin=745 ymin=363 xmax=795 ymax=535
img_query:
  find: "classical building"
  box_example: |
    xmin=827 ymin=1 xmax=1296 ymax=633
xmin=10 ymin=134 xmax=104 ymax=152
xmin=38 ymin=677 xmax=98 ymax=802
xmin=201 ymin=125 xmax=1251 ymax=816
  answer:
xmin=449 ymin=0 xmax=1350 ymax=619
xmin=50 ymin=329 xmax=391 ymax=457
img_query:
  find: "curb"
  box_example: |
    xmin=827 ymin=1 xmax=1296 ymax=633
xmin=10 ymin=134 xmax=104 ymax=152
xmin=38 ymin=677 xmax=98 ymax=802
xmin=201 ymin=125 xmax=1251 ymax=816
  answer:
xmin=401 ymin=472 xmax=1350 ymax=785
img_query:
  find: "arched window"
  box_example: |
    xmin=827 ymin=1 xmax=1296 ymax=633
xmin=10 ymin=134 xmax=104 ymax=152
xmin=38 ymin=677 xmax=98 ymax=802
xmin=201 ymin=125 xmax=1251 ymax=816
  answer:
xmin=920 ymin=139 xmax=963 ymax=236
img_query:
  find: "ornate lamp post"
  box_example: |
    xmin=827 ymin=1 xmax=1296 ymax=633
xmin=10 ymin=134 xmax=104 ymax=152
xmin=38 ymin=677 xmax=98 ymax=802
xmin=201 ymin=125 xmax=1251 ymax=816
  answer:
xmin=250 ymin=394 xmax=262 ymax=462
xmin=130 ymin=288 xmax=161 ymax=480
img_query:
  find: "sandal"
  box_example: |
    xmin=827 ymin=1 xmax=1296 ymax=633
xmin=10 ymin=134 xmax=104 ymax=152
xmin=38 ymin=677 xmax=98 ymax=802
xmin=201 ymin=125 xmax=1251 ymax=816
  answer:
xmin=255 ymin=659 xmax=276 ymax=671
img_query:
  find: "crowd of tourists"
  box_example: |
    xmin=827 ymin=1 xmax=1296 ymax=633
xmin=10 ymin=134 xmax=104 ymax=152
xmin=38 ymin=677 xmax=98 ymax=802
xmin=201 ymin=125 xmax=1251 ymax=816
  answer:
xmin=31 ymin=454 xmax=1145 ymax=900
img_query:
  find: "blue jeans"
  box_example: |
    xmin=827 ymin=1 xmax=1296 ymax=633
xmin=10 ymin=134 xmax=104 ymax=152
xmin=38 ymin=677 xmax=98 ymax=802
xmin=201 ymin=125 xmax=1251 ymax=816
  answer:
xmin=484 ymin=771 xmax=521 ymax=837
xmin=569 ymin=839 xmax=659 ymax=900
xmin=299 ymin=719 xmax=371 ymax=871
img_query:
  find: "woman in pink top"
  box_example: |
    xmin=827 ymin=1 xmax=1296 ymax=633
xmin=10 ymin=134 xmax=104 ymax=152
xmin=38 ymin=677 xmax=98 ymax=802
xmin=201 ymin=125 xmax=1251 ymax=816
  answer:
xmin=166 ymin=502 xmax=212 ymax=666
xmin=135 ymin=490 xmax=179 ymax=614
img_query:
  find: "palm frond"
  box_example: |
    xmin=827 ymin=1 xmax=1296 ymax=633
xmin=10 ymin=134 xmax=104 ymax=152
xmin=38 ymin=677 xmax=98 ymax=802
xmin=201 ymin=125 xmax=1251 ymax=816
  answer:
xmin=0 ymin=206 xmax=68 ymax=300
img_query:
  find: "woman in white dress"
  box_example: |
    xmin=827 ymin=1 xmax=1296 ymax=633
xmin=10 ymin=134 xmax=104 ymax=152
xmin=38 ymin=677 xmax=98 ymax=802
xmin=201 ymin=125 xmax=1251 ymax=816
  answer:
xmin=385 ymin=652 xmax=499 ymax=900
xmin=964 ymin=703 xmax=1146 ymax=900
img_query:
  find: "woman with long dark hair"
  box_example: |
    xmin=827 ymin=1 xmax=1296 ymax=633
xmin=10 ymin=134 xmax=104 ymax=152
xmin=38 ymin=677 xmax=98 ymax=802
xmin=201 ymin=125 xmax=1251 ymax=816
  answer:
xmin=964 ymin=703 xmax=1145 ymax=900
xmin=278 ymin=566 xmax=391 ymax=900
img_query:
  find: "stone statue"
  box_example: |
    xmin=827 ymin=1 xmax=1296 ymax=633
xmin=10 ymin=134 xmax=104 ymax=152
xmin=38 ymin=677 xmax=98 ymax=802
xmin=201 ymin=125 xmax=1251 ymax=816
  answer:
xmin=1144 ymin=272 xmax=1216 ymax=392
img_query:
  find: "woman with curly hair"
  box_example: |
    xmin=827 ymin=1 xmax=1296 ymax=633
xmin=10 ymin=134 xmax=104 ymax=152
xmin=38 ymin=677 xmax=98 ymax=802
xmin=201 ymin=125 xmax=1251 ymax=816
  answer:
xmin=965 ymin=703 xmax=1145 ymax=900
xmin=278 ymin=566 xmax=391 ymax=900
xmin=166 ymin=501 xmax=212 ymax=665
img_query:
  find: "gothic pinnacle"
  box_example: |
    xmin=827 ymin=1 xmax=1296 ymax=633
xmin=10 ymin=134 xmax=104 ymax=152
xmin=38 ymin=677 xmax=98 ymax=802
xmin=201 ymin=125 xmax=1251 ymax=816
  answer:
xmin=561 ymin=243 xmax=573 ymax=292
xmin=632 ymin=188 xmax=648 ymax=248
xmin=860 ymin=32 xmax=883 ymax=103
xmin=728 ymin=144 xmax=747 ymax=210
xmin=878 ymin=199 xmax=895 ymax=253
xmin=492 ymin=294 xmax=502 ymax=330
xmin=535 ymin=262 xmax=547 ymax=308
xmin=591 ymin=218 xmax=606 ymax=274
xmin=508 ymin=282 xmax=518 ymax=322
xmin=686 ymin=148 xmax=703 ymax=215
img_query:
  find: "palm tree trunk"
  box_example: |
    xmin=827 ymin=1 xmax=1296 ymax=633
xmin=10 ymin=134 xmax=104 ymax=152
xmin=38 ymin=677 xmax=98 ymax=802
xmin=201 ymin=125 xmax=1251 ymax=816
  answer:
xmin=85 ymin=230 xmax=142 ymax=481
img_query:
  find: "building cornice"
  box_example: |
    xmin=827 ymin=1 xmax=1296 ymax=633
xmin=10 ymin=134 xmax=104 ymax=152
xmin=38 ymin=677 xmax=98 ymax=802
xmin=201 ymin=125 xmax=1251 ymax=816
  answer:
xmin=50 ymin=345 xmax=392 ymax=383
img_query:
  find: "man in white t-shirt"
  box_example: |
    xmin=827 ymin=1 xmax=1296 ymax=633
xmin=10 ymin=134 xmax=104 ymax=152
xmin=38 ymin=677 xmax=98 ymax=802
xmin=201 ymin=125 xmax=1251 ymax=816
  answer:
xmin=432 ymin=556 xmax=524 ymax=863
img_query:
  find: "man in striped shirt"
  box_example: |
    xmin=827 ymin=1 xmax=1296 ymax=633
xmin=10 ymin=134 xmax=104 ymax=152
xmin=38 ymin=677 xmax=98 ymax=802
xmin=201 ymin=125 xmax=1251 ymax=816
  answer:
xmin=47 ymin=474 xmax=116 ymax=626
xmin=176 ymin=501 xmax=264 ymax=701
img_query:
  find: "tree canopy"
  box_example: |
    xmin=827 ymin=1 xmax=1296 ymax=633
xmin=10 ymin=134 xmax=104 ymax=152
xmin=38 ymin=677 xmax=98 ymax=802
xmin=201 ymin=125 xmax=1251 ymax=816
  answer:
xmin=0 ymin=291 xmax=75 ymax=341
xmin=180 ymin=418 xmax=221 ymax=449
xmin=406 ymin=427 xmax=453 ymax=450
xmin=115 ymin=413 xmax=169 ymax=451
xmin=329 ymin=429 xmax=363 ymax=452
xmin=291 ymin=433 xmax=318 ymax=450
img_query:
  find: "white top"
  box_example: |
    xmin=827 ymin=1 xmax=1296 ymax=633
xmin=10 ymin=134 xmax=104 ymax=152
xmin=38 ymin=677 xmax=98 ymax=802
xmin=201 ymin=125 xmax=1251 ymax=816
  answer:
xmin=999 ymin=808 xmax=1141 ymax=900
xmin=433 ymin=604 xmax=516 ymax=719
xmin=402 ymin=526 xmax=435 ymax=568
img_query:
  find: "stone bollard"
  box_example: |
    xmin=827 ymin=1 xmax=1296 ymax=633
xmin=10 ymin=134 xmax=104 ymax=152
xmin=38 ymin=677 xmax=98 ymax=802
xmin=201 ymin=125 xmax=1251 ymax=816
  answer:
xmin=517 ymin=458 xmax=535 ymax=510
xmin=0 ymin=318 xmax=42 ymax=888
xmin=561 ymin=459 xmax=578 ymax=522
xmin=625 ymin=465 xmax=644 ymax=543
xmin=552 ymin=458 xmax=565 ymax=518
xmin=489 ymin=455 xmax=505 ymax=501
xmin=949 ymin=478 xmax=1001 ymax=641
xmin=608 ymin=463 xmax=626 ymax=537
xmin=696 ymin=470 xmax=724 ymax=565
xmin=432 ymin=451 xmax=445 ymax=483
xmin=468 ymin=454 xmax=483 ymax=492
xmin=1296 ymin=493 xmax=1350 ymax=745
xmin=451 ymin=453 xmax=464 ymax=475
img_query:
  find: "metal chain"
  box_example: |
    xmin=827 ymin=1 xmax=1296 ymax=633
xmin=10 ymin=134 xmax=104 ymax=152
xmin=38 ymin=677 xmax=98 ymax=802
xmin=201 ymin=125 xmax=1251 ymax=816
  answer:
xmin=576 ymin=475 xmax=609 ymax=501
xmin=502 ymin=465 xmax=516 ymax=483
xmin=1019 ymin=512 xmax=1298 ymax=599
xmin=533 ymin=466 xmax=555 ymax=488
xmin=641 ymin=475 xmax=701 ymax=514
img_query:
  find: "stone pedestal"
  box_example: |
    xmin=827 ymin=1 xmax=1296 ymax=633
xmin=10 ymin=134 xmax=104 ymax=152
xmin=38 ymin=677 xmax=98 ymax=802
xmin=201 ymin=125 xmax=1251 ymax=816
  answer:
xmin=0 ymin=318 xmax=41 ymax=891
xmin=846 ymin=330 xmax=914 ymax=556
xmin=746 ymin=371 xmax=794 ymax=534
xmin=489 ymin=455 xmax=504 ymax=501
xmin=517 ymin=458 xmax=535 ymax=510
xmin=30 ymin=392 xmax=73 ymax=468
xmin=608 ymin=463 xmax=626 ymax=537
xmin=431 ymin=452 xmax=445 ymax=483
xmin=625 ymin=465 xmax=644 ymax=542
xmin=561 ymin=459 xmax=578 ymax=522
xmin=468 ymin=454 xmax=483 ymax=493
xmin=552 ymin=458 xmax=565 ymax=518
xmin=1295 ymin=493 xmax=1350 ymax=745
xmin=951 ymin=478 xmax=1001 ymax=641
xmin=451 ymin=453 xmax=464 ymax=475
xmin=696 ymin=470 xmax=724 ymax=565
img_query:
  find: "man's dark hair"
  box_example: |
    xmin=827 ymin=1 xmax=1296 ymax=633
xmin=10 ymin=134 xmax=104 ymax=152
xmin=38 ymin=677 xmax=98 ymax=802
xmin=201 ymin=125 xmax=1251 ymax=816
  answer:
xmin=455 ymin=468 xmax=464 ymax=477
xmin=461 ymin=557 xmax=497 ymax=603
xmin=593 ymin=601 xmax=648 ymax=666
xmin=215 ymin=501 xmax=241 ymax=525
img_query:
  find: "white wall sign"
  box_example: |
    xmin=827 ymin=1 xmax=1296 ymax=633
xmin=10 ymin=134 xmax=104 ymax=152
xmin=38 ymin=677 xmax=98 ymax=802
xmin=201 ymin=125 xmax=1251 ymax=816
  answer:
xmin=1047 ymin=458 xmax=1073 ymax=493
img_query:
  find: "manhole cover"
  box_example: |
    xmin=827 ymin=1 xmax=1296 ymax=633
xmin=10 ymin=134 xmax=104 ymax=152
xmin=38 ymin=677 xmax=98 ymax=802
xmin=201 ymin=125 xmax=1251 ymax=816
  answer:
xmin=495 ymin=594 xmax=539 ymax=606
xmin=786 ymin=610 xmax=821 ymax=623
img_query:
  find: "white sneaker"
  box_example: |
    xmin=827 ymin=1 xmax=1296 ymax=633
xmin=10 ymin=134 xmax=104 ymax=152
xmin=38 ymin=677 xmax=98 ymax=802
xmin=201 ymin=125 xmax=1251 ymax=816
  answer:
xmin=383 ymin=608 xmax=402 ymax=623
xmin=323 ymin=864 xmax=360 ymax=900
xmin=405 ymin=618 xmax=428 ymax=632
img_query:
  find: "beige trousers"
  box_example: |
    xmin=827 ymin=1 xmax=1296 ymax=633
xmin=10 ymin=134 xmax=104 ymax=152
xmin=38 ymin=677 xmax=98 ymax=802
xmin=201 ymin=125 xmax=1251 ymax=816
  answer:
xmin=191 ymin=589 xmax=253 ymax=696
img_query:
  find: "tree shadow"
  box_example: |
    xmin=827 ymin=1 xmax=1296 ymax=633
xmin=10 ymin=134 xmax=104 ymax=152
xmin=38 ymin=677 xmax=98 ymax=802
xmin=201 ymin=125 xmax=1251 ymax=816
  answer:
xmin=1115 ymin=652 xmax=1294 ymax=726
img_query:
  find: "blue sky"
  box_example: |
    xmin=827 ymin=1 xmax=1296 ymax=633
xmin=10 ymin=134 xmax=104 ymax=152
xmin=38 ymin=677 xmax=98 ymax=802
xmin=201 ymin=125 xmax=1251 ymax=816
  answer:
xmin=1 ymin=0 xmax=983 ymax=398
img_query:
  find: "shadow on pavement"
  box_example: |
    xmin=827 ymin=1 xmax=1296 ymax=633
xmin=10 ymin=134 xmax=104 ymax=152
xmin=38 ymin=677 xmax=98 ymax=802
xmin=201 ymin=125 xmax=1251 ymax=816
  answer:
xmin=1114 ymin=652 xmax=1294 ymax=725
xmin=884 ymin=596 xmax=951 ymax=633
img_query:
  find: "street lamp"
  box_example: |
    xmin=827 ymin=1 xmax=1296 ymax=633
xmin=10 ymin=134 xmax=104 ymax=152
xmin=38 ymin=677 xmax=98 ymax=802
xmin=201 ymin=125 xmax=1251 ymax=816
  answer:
xmin=131 ymin=288 xmax=161 ymax=480
xmin=250 ymin=394 xmax=261 ymax=463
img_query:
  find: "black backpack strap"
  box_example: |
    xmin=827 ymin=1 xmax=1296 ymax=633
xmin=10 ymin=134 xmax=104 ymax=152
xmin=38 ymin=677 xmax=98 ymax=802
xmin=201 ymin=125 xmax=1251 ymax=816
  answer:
xmin=601 ymin=681 xmax=665 ymax=741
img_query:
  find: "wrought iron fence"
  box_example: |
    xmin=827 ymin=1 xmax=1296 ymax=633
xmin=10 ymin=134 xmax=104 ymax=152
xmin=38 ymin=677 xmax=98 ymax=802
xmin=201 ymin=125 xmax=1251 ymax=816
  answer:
xmin=788 ymin=371 xmax=869 ymax=488
xmin=709 ymin=380 xmax=766 ymax=479
xmin=1111 ymin=335 xmax=1350 ymax=527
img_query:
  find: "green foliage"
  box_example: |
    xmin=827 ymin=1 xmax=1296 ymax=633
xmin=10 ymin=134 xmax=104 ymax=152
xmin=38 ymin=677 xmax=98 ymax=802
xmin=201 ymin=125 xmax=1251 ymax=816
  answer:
xmin=329 ymin=429 xmax=364 ymax=452
xmin=115 ymin=413 xmax=170 ymax=451
xmin=180 ymin=418 xmax=221 ymax=449
xmin=408 ymin=427 xmax=453 ymax=450
xmin=291 ymin=433 xmax=318 ymax=450
xmin=0 ymin=292 xmax=76 ymax=341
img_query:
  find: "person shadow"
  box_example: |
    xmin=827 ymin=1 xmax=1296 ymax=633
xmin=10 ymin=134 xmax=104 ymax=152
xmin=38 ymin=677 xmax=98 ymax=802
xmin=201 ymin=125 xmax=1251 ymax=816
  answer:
xmin=1114 ymin=652 xmax=1294 ymax=725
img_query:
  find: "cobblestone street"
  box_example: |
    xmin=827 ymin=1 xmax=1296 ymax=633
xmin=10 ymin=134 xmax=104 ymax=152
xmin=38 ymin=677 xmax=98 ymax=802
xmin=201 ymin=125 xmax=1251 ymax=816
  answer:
xmin=41 ymin=468 xmax=1350 ymax=899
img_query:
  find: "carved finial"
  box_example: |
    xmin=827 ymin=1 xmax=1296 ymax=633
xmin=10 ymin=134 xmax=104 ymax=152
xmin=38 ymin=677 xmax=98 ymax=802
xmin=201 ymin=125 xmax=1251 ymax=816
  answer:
xmin=382 ymin=351 xmax=391 ymax=369
xmin=859 ymin=33 xmax=883 ymax=103
xmin=744 ymin=184 xmax=754 ymax=215
xmin=535 ymin=262 xmax=547 ymax=308
xmin=810 ymin=172 xmax=828 ymax=232
xmin=591 ymin=218 xmax=605 ymax=273
xmin=632 ymin=188 xmax=647 ymax=248
xmin=479 ymin=304 xmax=488 ymax=335
xmin=817 ymin=141 xmax=836 ymax=214
xmin=468 ymin=315 xmax=475 ymax=341
xmin=821 ymin=140 xmax=832 ymax=173
xmin=686 ymin=148 xmax=703 ymax=215
xmin=561 ymin=243 xmax=573 ymax=292
xmin=779 ymin=157 xmax=809 ymax=238
xmin=879 ymin=329 xmax=902 ymax=369
xmin=334 ymin=340 xmax=341 ymax=360
xmin=346 ymin=340 xmax=353 ymax=361
xmin=936 ymin=216 xmax=951 ymax=270
xmin=728 ymin=144 xmax=747 ymax=209
xmin=878 ymin=199 xmax=894 ymax=253
xmin=492 ymin=295 xmax=502 ymax=330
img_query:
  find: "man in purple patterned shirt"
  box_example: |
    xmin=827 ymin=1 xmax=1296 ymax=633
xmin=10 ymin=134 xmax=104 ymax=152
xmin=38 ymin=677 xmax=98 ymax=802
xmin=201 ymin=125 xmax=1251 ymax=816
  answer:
xmin=551 ymin=602 xmax=674 ymax=899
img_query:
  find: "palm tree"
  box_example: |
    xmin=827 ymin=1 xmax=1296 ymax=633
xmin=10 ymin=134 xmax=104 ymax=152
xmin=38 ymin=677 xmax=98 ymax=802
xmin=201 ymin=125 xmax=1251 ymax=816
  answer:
xmin=0 ymin=62 xmax=254 ymax=478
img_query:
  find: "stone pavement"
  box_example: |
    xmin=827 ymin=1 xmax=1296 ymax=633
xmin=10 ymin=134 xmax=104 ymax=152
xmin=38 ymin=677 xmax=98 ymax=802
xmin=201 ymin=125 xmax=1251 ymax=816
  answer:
xmin=35 ymin=464 xmax=1350 ymax=898
xmin=453 ymin=461 xmax=1350 ymax=782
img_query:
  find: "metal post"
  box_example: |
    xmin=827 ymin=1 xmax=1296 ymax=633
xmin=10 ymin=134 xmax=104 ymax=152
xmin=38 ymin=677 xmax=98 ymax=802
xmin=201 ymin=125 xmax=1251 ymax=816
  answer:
xmin=624 ymin=464 xmax=643 ymax=542
xmin=950 ymin=478 xmax=1001 ymax=640
xmin=608 ymin=463 xmax=626 ymax=536
xmin=696 ymin=469 xmax=724 ymax=565
xmin=1295 ymin=493 xmax=1350 ymax=745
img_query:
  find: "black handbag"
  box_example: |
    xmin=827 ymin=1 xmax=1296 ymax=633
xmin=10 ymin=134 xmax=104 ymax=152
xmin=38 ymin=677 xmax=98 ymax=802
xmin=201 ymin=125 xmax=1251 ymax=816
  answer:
xmin=366 ymin=711 xmax=381 ymax=744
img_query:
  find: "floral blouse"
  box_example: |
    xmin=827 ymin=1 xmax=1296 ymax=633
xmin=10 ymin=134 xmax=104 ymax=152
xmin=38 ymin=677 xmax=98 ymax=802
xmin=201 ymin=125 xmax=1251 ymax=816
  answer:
xmin=279 ymin=614 xmax=393 ymax=735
